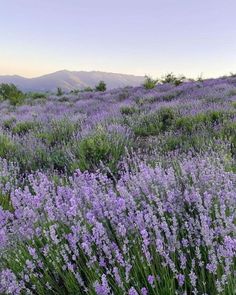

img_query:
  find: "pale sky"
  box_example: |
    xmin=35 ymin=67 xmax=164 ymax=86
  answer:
xmin=1 ymin=0 xmax=236 ymax=78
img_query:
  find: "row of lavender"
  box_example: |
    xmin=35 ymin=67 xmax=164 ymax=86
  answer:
xmin=0 ymin=77 xmax=236 ymax=294
xmin=0 ymin=77 xmax=235 ymax=175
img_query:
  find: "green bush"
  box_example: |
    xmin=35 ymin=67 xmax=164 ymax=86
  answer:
xmin=0 ymin=192 xmax=13 ymax=211
xmin=12 ymin=121 xmax=39 ymax=135
xmin=207 ymin=110 xmax=226 ymax=124
xmin=143 ymin=75 xmax=158 ymax=89
xmin=83 ymin=87 xmax=93 ymax=92
xmin=163 ymin=134 xmax=207 ymax=153
xmin=0 ymin=83 xmax=25 ymax=105
xmin=120 ymin=106 xmax=138 ymax=115
xmin=73 ymin=130 xmax=128 ymax=173
xmin=162 ymin=93 xmax=176 ymax=101
xmin=161 ymin=73 xmax=185 ymax=86
xmin=58 ymin=96 xmax=69 ymax=102
xmin=221 ymin=122 xmax=236 ymax=157
xmin=0 ymin=135 xmax=17 ymax=158
xmin=37 ymin=119 xmax=78 ymax=147
xmin=176 ymin=111 xmax=226 ymax=134
xmin=49 ymin=148 xmax=70 ymax=172
xmin=31 ymin=92 xmax=46 ymax=99
xmin=176 ymin=116 xmax=195 ymax=133
xmin=133 ymin=107 xmax=176 ymax=136
xmin=57 ymin=87 xmax=63 ymax=96
xmin=231 ymin=101 xmax=236 ymax=108
xmin=133 ymin=113 xmax=160 ymax=136
xmin=118 ymin=90 xmax=129 ymax=101
xmin=2 ymin=118 xmax=16 ymax=130
xmin=95 ymin=81 xmax=106 ymax=92
xmin=158 ymin=107 xmax=176 ymax=131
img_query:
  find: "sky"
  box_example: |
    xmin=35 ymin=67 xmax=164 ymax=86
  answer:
xmin=1 ymin=0 xmax=236 ymax=78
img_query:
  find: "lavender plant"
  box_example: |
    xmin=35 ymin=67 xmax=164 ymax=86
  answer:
xmin=0 ymin=76 xmax=236 ymax=294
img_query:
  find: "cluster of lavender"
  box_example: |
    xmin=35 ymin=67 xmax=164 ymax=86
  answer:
xmin=0 ymin=152 xmax=236 ymax=294
xmin=0 ymin=76 xmax=236 ymax=294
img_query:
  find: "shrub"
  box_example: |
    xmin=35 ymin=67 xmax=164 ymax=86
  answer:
xmin=49 ymin=148 xmax=70 ymax=172
xmin=176 ymin=116 xmax=194 ymax=133
xmin=162 ymin=93 xmax=176 ymax=101
xmin=83 ymin=87 xmax=93 ymax=92
xmin=197 ymin=75 xmax=204 ymax=82
xmin=58 ymin=96 xmax=69 ymax=102
xmin=0 ymin=135 xmax=17 ymax=158
xmin=163 ymin=134 xmax=206 ymax=152
xmin=12 ymin=121 xmax=39 ymax=135
xmin=118 ymin=90 xmax=129 ymax=101
xmin=31 ymin=92 xmax=46 ymax=99
xmin=176 ymin=111 xmax=226 ymax=134
xmin=57 ymin=87 xmax=63 ymax=96
xmin=0 ymin=83 xmax=25 ymax=105
xmin=70 ymin=89 xmax=80 ymax=94
xmin=74 ymin=129 xmax=128 ymax=173
xmin=2 ymin=118 xmax=16 ymax=130
xmin=95 ymin=81 xmax=106 ymax=92
xmin=120 ymin=106 xmax=138 ymax=115
xmin=133 ymin=113 xmax=160 ymax=136
xmin=143 ymin=75 xmax=159 ymax=89
xmin=230 ymin=72 xmax=236 ymax=78
xmin=221 ymin=122 xmax=236 ymax=157
xmin=36 ymin=119 xmax=78 ymax=147
xmin=158 ymin=107 xmax=176 ymax=131
xmin=1 ymin=156 xmax=236 ymax=294
xmin=133 ymin=107 xmax=176 ymax=136
xmin=161 ymin=73 xmax=185 ymax=86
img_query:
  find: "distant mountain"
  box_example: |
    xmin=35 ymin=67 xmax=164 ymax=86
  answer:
xmin=0 ymin=70 xmax=145 ymax=92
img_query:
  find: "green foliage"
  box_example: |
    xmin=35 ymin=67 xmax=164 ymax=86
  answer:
xmin=0 ymin=83 xmax=25 ymax=105
xmin=118 ymin=90 xmax=129 ymax=101
xmin=0 ymin=192 xmax=13 ymax=211
xmin=31 ymin=92 xmax=47 ymax=99
xmin=37 ymin=119 xmax=78 ymax=147
xmin=158 ymin=107 xmax=176 ymax=131
xmin=120 ymin=106 xmax=138 ymax=115
xmin=12 ymin=121 xmax=39 ymax=135
xmin=83 ymin=86 xmax=93 ymax=92
xmin=176 ymin=116 xmax=194 ymax=133
xmin=133 ymin=107 xmax=176 ymax=136
xmin=0 ymin=135 xmax=17 ymax=158
xmin=230 ymin=72 xmax=236 ymax=78
xmin=161 ymin=73 xmax=185 ymax=86
xmin=195 ymin=74 xmax=204 ymax=82
xmin=58 ymin=96 xmax=69 ymax=102
xmin=70 ymin=89 xmax=80 ymax=94
xmin=163 ymin=134 xmax=207 ymax=153
xmin=162 ymin=93 xmax=176 ymax=101
xmin=57 ymin=87 xmax=63 ymax=96
xmin=2 ymin=118 xmax=16 ymax=130
xmin=73 ymin=129 xmax=128 ymax=173
xmin=95 ymin=81 xmax=106 ymax=92
xmin=70 ymin=87 xmax=94 ymax=94
xmin=176 ymin=111 xmax=226 ymax=134
xmin=143 ymin=75 xmax=159 ymax=89
xmin=49 ymin=148 xmax=70 ymax=172
xmin=221 ymin=122 xmax=236 ymax=157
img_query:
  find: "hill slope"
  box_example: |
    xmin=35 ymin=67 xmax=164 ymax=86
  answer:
xmin=0 ymin=70 xmax=145 ymax=92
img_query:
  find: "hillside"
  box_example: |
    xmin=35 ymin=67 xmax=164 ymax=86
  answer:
xmin=1 ymin=77 xmax=236 ymax=294
xmin=0 ymin=70 xmax=145 ymax=92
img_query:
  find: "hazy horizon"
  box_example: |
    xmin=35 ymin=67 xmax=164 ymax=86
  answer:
xmin=1 ymin=0 xmax=236 ymax=79
xmin=0 ymin=69 xmax=145 ymax=79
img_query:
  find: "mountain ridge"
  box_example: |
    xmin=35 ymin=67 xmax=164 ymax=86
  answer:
xmin=0 ymin=70 xmax=145 ymax=92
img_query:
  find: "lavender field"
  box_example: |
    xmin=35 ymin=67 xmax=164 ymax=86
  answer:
xmin=1 ymin=76 xmax=236 ymax=294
